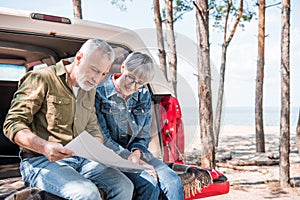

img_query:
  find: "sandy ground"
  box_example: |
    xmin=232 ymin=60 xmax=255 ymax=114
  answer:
xmin=1 ymin=125 xmax=299 ymax=199
xmin=184 ymin=125 xmax=300 ymax=200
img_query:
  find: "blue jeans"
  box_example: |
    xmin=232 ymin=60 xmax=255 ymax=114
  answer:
xmin=20 ymin=155 xmax=134 ymax=200
xmin=124 ymin=157 xmax=184 ymax=200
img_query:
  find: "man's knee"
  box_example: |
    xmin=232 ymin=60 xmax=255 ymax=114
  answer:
xmin=70 ymin=183 xmax=101 ymax=200
xmin=118 ymin=177 xmax=134 ymax=195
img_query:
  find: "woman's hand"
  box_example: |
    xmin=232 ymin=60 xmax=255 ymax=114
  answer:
xmin=139 ymin=159 xmax=158 ymax=182
xmin=128 ymin=149 xmax=158 ymax=182
xmin=128 ymin=149 xmax=142 ymax=164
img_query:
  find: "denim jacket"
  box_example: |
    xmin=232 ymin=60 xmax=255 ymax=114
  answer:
xmin=95 ymin=75 xmax=154 ymax=161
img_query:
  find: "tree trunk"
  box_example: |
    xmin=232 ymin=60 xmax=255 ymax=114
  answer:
xmin=194 ymin=0 xmax=215 ymax=169
xmin=214 ymin=0 xmax=243 ymax=147
xmin=214 ymin=44 xmax=226 ymax=147
xmin=296 ymin=110 xmax=300 ymax=153
xmin=153 ymin=0 xmax=167 ymax=79
xmin=72 ymin=0 xmax=82 ymax=19
xmin=165 ymin=0 xmax=178 ymax=96
xmin=279 ymin=0 xmax=290 ymax=188
xmin=255 ymin=0 xmax=266 ymax=153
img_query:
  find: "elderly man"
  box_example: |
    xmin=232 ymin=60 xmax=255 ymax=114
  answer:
xmin=4 ymin=39 xmax=134 ymax=200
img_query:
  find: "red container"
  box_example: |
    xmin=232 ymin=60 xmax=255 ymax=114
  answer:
xmin=184 ymin=168 xmax=230 ymax=199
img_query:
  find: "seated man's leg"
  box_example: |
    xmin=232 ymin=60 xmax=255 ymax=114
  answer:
xmin=80 ymin=162 xmax=134 ymax=200
xmin=148 ymin=158 xmax=184 ymax=200
xmin=20 ymin=156 xmax=101 ymax=200
xmin=123 ymin=170 xmax=160 ymax=200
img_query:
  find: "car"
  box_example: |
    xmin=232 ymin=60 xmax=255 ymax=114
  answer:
xmin=0 ymin=7 xmax=229 ymax=199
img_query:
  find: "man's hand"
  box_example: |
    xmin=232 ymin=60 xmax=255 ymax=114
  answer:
xmin=14 ymin=129 xmax=75 ymax=162
xmin=44 ymin=141 xmax=75 ymax=162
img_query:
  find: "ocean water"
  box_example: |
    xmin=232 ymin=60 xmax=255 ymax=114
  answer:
xmin=181 ymin=106 xmax=300 ymax=126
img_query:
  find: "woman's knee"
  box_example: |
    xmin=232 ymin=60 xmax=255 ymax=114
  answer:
xmin=173 ymin=173 xmax=183 ymax=188
xmin=108 ymin=176 xmax=134 ymax=199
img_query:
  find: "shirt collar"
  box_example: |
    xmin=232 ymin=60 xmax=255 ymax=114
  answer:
xmin=54 ymin=60 xmax=69 ymax=76
xmin=104 ymin=75 xmax=118 ymax=98
xmin=105 ymin=74 xmax=139 ymax=101
xmin=54 ymin=59 xmax=77 ymax=93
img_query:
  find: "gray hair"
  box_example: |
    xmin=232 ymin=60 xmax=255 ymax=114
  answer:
xmin=79 ymin=39 xmax=115 ymax=63
xmin=123 ymin=52 xmax=155 ymax=83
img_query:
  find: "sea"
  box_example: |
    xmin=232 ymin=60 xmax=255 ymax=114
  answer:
xmin=181 ymin=106 xmax=300 ymax=127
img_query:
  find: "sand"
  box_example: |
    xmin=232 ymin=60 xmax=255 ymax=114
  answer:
xmin=184 ymin=125 xmax=300 ymax=199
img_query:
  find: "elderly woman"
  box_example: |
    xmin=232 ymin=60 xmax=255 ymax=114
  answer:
xmin=95 ymin=52 xmax=184 ymax=200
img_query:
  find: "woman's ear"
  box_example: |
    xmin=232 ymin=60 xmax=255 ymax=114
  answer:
xmin=121 ymin=65 xmax=125 ymax=73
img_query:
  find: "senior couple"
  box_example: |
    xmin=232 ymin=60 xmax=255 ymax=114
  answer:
xmin=3 ymin=39 xmax=183 ymax=200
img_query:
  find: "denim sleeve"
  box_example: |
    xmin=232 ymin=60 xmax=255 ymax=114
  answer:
xmin=95 ymin=88 xmax=131 ymax=159
xmin=128 ymin=91 xmax=152 ymax=160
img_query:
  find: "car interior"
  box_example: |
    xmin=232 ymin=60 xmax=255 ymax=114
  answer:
xmin=0 ymin=29 xmax=163 ymax=160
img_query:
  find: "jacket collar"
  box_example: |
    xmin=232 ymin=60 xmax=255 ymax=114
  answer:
xmin=105 ymin=74 xmax=139 ymax=101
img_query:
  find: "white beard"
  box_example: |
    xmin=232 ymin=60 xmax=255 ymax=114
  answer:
xmin=76 ymin=71 xmax=95 ymax=91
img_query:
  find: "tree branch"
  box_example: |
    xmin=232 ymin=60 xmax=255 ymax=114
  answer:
xmin=265 ymin=2 xmax=281 ymax=9
xmin=226 ymin=0 xmax=244 ymax=46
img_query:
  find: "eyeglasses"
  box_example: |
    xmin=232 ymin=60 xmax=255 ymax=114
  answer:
xmin=124 ymin=74 xmax=144 ymax=88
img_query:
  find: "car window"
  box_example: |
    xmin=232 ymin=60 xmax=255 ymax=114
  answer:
xmin=110 ymin=46 xmax=131 ymax=73
xmin=0 ymin=45 xmax=131 ymax=81
xmin=0 ymin=64 xmax=26 ymax=81
xmin=33 ymin=63 xmax=48 ymax=70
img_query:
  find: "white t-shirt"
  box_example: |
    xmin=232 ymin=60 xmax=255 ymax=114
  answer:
xmin=73 ymin=86 xmax=79 ymax=97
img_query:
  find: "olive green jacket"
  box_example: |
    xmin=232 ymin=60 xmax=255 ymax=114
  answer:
xmin=3 ymin=60 xmax=103 ymax=149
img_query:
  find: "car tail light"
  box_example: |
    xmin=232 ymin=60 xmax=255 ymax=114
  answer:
xmin=158 ymin=96 xmax=184 ymax=163
xmin=31 ymin=13 xmax=71 ymax=24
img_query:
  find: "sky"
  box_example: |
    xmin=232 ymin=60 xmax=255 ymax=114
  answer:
xmin=1 ymin=0 xmax=299 ymax=110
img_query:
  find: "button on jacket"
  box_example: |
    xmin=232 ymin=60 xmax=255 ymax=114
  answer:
xmin=4 ymin=60 xmax=103 ymax=151
xmin=95 ymin=75 xmax=153 ymax=161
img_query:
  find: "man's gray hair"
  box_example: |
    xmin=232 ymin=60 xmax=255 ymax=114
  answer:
xmin=123 ymin=52 xmax=155 ymax=83
xmin=79 ymin=39 xmax=115 ymax=63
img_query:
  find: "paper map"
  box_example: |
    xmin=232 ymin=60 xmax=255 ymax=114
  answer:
xmin=65 ymin=130 xmax=146 ymax=170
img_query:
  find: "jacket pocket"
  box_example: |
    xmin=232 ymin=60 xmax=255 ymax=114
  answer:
xmin=132 ymin=107 xmax=150 ymax=115
xmin=101 ymin=103 xmax=121 ymax=115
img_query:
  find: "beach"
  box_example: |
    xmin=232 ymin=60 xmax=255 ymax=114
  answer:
xmin=184 ymin=125 xmax=300 ymax=200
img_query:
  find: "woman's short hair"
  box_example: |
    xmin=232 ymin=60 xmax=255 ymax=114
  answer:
xmin=123 ymin=52 xmax=155 ymax=83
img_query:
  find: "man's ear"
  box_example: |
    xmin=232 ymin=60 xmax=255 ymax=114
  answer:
xmin=75 ymin=52 xmax=83 ymax=65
